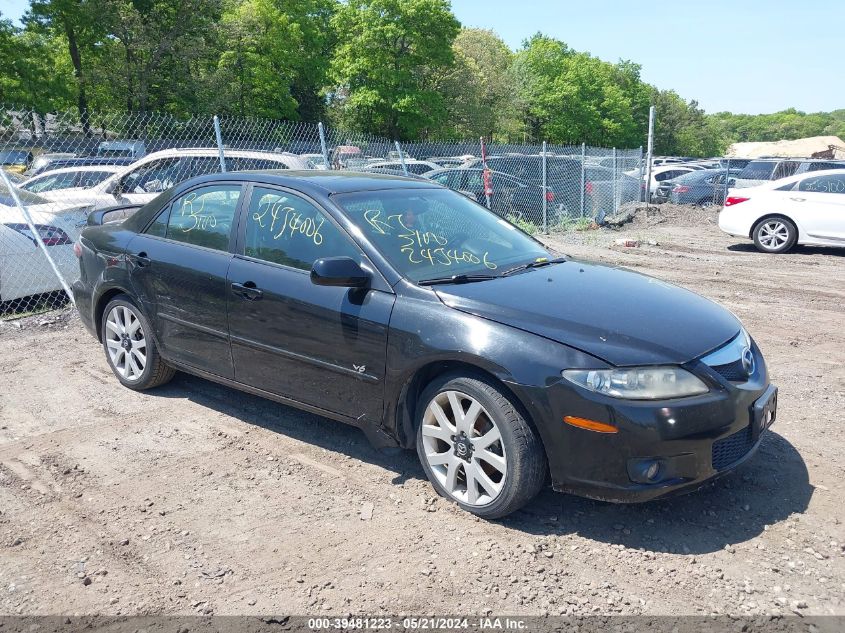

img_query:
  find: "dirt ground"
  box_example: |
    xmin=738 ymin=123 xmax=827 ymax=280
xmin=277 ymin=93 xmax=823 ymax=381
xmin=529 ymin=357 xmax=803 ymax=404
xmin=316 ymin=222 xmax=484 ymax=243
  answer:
xmin=1 ymin=205 xmax=843 ymax=617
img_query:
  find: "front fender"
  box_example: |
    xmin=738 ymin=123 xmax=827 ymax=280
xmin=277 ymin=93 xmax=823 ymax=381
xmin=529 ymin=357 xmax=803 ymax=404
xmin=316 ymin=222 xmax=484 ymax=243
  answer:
xmin=384 ymin=294 xmax=608 ymax=446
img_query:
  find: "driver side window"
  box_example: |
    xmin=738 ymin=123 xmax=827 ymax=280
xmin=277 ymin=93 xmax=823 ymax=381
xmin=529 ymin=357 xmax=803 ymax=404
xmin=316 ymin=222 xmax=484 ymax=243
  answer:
xmin=244 ymin=187 xmax=360 ymax=271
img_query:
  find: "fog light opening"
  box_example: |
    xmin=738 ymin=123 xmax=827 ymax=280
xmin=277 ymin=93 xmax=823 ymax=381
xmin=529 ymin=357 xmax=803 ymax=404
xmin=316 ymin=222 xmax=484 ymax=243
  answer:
xmin=629 ymin=458 xmax=663 ymax=484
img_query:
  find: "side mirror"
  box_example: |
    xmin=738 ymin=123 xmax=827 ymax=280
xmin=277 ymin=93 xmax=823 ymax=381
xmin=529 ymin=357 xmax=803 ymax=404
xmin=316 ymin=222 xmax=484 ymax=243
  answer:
xmin=310 ymin=256 xmax=370 ymax=288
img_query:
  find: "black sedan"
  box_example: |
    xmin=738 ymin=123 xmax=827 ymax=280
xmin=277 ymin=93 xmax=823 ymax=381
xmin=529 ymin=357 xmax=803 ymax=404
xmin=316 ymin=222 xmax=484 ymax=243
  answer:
xmin=73 ymin=171 xmax=777 ymax=519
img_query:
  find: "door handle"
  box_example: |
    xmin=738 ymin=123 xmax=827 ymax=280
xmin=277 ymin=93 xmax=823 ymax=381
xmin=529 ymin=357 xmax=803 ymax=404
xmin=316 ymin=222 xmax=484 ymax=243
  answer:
xmin=789 ymin=197 xmax=806 ymax=202
xmin=231 ymin=281 xmax=263 ymax=301
xmin=131 ymin=251 xmax=151 ymax=267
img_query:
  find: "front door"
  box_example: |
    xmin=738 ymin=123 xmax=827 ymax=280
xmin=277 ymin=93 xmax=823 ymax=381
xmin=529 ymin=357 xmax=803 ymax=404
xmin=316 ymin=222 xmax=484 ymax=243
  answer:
xmin=226 ymin=185 xmax=395 ymax=422
xmin=128 ymin=183 xmax=244 ymax=377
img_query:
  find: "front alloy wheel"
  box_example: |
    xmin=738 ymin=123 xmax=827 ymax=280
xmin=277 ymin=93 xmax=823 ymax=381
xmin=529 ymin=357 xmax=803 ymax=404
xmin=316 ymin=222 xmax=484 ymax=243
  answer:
xmin=416 ymin=373 xmax=547 ymax=519
xmin=421 ymin=390 xmax=507 ymax=506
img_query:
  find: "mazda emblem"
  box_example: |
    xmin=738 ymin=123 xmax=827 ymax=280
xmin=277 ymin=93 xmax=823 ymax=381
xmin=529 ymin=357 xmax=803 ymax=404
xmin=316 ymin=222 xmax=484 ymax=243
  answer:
xmin=741 ymin=348 xmax=755 ymax=376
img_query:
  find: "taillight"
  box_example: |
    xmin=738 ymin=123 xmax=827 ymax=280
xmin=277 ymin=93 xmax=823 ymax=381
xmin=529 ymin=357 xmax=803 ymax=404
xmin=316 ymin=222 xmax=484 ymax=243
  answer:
xmin=4 ymin=223 xmax=73 ymax=247
xmin=585 ymin=181 xmax=593 ymax=194
xmin=545 ymin=191 xmax=555 ymax=202
xmin=672 ymin=185 xmax=689 ymax=193
xmin=724 ymin=196 xmax=749 ymax=206
xmin=73 ymin=241 xmax=83 ymax=258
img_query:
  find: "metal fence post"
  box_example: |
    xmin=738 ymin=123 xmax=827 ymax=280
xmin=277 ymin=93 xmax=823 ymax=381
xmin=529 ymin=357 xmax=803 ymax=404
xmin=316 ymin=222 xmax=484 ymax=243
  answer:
xmin=480 ymin=137 xmax=491 ymax=209
xmin=0 ymin=168 xmax=75 ymax=306
xmin=541 ymin=141 xmax=548 ymax=233
xmin=213 ymin=115 xmax=226 ymax=172
xmin=612 ymin=147 xmax=618 ymax=215
xmin=638 ymin=146 xmax=644 ymax=192
xmin=723 ymin=158 xmax=731 ymax=205
xmin=645 ymin=105 xmax=655 ymax=205
xmin=394 ymin=140 xmax=409 ymax=176
xmin=318 ymin=122 xmax=331 ymax=170
xmin=580 ymin=142 xmax=586 ymax=217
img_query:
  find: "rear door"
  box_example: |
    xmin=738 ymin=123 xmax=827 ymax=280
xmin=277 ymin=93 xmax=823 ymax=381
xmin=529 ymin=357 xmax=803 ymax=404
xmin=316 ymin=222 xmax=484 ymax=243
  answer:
xmin=128 ymin=182 xmax=244 ymax=377
xmin=791 ymin=174 xmax=845 ymax=242
xmin=226 ymin=185 xmax=395 ymax=421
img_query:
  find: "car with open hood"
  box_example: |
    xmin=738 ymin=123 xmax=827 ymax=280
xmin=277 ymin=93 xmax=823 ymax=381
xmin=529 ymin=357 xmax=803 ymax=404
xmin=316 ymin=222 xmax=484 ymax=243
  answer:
xmin=72 ymin=171 xmax=777 ymax=519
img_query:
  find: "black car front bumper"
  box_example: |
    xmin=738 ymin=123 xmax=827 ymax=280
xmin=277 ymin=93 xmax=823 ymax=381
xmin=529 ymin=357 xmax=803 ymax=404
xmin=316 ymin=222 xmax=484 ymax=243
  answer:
xmin=508 ymin=355 xmax=776 ymax=503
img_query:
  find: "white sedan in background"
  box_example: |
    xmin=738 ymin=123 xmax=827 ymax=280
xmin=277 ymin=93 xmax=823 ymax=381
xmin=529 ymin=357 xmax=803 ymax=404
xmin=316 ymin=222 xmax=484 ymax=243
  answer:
xmin=20 ymin=165 xmax=122 ymax=194
xmin=0 ymin=185 xmax=91 ymax=302
xmin=719 ymin=169 xmax=845 ymax=253
xmin=39 ymin=148 xmax=312 ymax=211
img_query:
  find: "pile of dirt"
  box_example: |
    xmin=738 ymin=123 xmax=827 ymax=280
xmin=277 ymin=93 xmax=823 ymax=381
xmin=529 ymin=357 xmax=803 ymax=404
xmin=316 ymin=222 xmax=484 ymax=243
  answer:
xmin=727 ymin=135 xmax=845 ymax=159
xmin=613 ymin=202 xmax=719 ymax=229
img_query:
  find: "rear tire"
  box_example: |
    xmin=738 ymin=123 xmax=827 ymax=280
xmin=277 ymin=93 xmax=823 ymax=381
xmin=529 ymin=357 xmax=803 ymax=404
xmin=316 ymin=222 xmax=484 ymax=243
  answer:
xmin=415 ymin=372 xmax=547 ymax=520
xmin=752 ymin=217 xmax=797 ymax=253
xmin=101 ymin=295 xmax=175 ymax=390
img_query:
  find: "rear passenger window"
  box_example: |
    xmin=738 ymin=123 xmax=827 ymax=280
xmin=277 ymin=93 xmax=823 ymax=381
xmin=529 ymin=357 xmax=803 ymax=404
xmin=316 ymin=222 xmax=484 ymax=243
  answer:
xmin=798 ymin=174 xmax=845 ymax=194
xmin=243 ymin=187 xmax=360 ymax=271
xmin=165 ymin=185 xmax=242 ymax=251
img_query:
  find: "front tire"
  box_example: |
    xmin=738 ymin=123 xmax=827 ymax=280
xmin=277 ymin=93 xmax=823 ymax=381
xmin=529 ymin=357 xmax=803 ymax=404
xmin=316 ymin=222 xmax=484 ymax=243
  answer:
xmin=752 ymin=217 xmax=797 ymax=253
xmin=415 ymin=373 xmax=547 ymax=519
xmin=101 ymin=295 xmax=175 ymax=390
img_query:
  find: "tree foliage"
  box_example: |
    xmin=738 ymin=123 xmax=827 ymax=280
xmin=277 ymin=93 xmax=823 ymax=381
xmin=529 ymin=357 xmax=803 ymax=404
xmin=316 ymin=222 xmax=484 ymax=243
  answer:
xmin=1 ymin=2 xmax=840 ymax=154
xmin=328 ymin=0 xmax=460 ymax=139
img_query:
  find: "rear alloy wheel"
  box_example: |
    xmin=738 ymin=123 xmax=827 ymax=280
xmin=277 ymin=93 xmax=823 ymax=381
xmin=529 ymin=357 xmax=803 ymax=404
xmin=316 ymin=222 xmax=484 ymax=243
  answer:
xmin=753 ymin=217 xmax=797 ymax=253
xmin=416 ymin=374 xmax=546 ymax=519
xmin=101 ymin=295 xmax=175 ymax=390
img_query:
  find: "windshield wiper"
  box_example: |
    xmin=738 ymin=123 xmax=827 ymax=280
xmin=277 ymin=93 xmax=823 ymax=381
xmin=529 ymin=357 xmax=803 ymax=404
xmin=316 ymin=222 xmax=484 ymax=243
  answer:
xmin=418 ymin=273 xmax=500 ymax=286
xmin=501 ymin=256 xmax=567 ymax=277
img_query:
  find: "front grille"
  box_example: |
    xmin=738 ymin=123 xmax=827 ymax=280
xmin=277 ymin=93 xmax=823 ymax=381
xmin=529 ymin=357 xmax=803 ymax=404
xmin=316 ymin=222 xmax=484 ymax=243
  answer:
xmin=711 ymin=359 xmax=748 ymax=382
xmin=711 ymin=425 xmax=754 ymax=471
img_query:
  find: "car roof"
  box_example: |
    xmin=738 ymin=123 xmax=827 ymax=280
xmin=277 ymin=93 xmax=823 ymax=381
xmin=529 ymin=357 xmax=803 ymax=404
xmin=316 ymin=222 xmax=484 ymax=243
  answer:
xmin=187 ymin=170 xmax=442 ymax=195
xmin=752 ymin=168 xmax=845 ymax=188
xmin=31 ymin=165 xmax=122 ymax=176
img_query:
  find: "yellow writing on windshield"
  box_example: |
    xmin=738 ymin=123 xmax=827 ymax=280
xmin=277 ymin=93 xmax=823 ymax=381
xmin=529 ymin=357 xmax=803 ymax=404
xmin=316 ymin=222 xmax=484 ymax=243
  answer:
xmin=363 ymin=207 xmax=497 ymax=270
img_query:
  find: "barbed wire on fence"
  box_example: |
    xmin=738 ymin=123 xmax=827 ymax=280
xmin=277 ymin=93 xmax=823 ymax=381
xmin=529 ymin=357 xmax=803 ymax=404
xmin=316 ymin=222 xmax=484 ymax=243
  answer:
xmin=0 ymin=106 xmax=643 ymax=321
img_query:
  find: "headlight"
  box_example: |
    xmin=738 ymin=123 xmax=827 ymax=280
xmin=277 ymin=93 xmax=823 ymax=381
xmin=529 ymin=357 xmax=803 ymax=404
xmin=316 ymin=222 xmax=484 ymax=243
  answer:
xmin=562 ymin=367 xmax=709 ymax=400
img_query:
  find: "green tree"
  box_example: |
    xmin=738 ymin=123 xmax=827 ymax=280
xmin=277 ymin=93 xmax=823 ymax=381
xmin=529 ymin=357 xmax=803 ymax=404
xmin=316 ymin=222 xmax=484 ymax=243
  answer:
xmin=435 ymin=28 xmax=517 ymax=140
xmin=215 ymin=0 xmax=338 ymax=120
xmin=92 ymin=0 xmax=222 ymax=114
xmin=0 ymin=16 xmax=73 ymax=111
xmin=27 ymin=0 xmax=106 ymax=128
xmin=513 ymin=34 xmax=643 ymax=146
xmin=328 ymin=0 xmax=460 ymax=139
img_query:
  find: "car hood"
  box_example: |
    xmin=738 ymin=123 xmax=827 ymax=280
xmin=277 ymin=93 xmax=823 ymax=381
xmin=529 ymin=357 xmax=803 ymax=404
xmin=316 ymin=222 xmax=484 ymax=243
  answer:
xmin=434 ymin=260 xmax=741 ymax=366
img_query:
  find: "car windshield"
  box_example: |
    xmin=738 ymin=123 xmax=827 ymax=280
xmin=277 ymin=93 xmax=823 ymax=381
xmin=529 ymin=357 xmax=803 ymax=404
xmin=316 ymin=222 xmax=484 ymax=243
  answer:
xmin=333 ymin=188 xmax=550 ymax=282
xmin=0 ymin=183 xmax=50 ymax=206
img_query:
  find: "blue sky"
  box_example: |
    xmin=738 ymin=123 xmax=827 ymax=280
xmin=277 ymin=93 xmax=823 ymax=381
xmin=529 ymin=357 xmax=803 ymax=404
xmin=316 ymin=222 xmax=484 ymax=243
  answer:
xmin=3 ymin=0 xmax=841 ymax=115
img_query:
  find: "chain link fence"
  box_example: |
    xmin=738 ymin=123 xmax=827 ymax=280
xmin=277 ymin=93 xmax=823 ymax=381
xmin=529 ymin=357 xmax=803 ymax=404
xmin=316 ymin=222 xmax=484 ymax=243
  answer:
xmin=0 ymin=106 xmax=643 ymax=322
